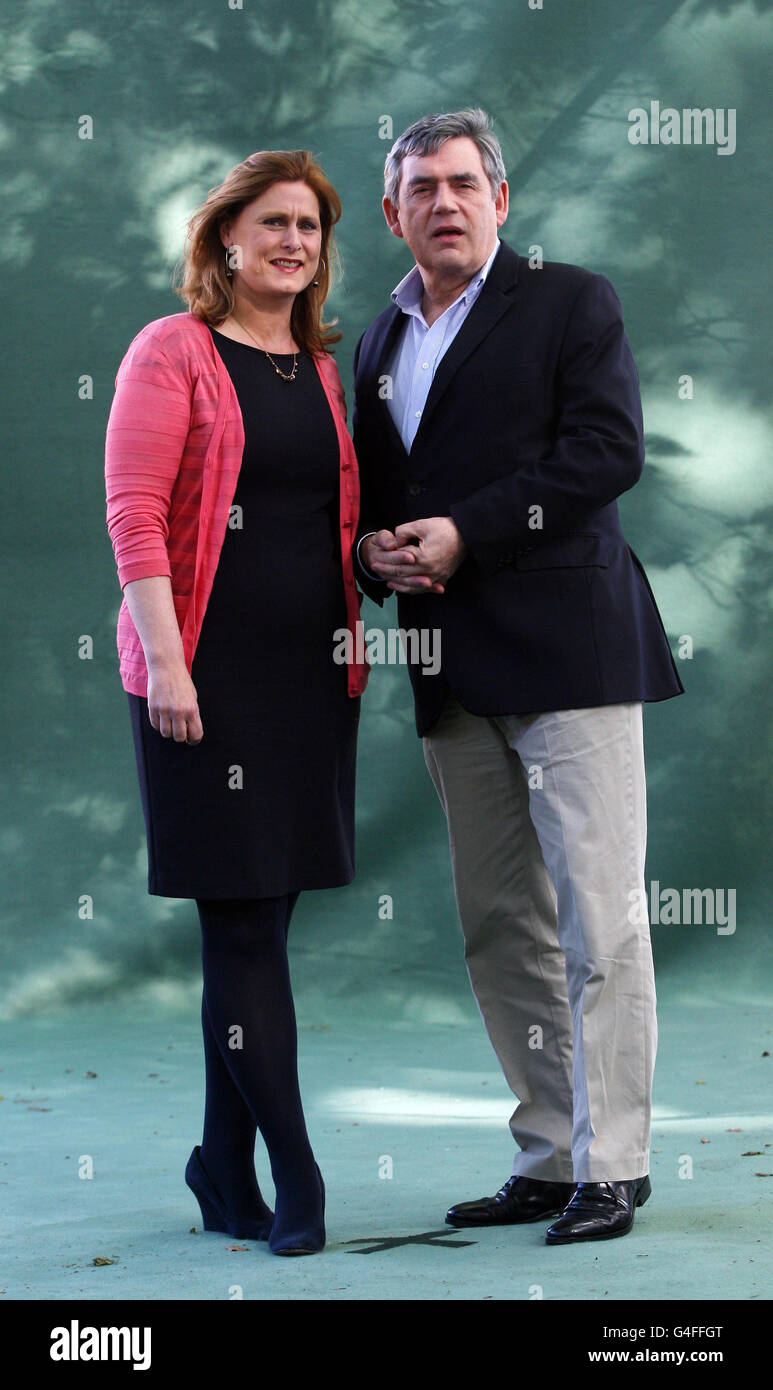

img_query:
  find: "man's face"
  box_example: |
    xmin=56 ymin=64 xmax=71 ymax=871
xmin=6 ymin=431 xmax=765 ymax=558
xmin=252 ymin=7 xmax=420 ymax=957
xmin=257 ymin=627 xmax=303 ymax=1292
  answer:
xmin=383 ymin=136 xmax=508 ymax=282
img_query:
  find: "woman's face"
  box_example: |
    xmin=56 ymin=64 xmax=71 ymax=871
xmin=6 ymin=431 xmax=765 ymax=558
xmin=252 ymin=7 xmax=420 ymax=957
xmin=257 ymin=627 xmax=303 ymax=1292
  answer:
xmin=220 ymin=180 xmax=323 ymax=302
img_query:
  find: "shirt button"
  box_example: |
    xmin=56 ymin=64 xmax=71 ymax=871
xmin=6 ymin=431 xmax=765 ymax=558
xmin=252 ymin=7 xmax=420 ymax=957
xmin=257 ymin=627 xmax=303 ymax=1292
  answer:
xmin=422 ymin=362 xmax=429 ymax=370
xmin=414 ymin=409 xmax=421 ymax=418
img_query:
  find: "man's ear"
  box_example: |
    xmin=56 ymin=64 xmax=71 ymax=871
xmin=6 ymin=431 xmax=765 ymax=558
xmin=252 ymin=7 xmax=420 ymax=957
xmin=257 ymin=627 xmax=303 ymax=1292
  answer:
xmin=382 ymin=195 xmax=404 ymax=239
xmin=495 ymin=180 xmax=509 ymax=228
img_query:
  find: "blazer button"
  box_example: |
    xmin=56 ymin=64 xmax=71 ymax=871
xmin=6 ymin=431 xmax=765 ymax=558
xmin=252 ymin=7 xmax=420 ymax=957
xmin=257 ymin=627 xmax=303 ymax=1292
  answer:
xmin=407 ymin=484 xmax=422 ymax=496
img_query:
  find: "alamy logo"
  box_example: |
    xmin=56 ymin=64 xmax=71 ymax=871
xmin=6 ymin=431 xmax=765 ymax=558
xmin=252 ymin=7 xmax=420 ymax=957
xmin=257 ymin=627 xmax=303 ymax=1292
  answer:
xmin=628 ymin=102 xmax=736 ymax=155
xmin=628 ymin=882 xmax=736 ymax=935
xmin=333 ymin=623 xmax=441 ymax=675
xmin=50 ymin=1321 xmax=151 ymax=1370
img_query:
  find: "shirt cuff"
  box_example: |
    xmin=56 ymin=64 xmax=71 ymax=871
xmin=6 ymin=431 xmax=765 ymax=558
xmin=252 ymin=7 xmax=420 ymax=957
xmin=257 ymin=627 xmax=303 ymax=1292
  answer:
xmin=356 ymin=532 xmax=380 ymax=580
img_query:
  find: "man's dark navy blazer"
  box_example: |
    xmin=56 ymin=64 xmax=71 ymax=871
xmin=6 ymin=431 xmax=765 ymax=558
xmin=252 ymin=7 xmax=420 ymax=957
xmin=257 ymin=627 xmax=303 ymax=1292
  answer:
xmin=352 ymin=238 xmax=684 ymax=736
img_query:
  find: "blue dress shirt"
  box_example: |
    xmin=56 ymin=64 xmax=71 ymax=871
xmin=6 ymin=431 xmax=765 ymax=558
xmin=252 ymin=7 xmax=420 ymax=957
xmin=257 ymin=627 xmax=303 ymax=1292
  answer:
xmin=358 ymin=237 xmax=503 ymax=573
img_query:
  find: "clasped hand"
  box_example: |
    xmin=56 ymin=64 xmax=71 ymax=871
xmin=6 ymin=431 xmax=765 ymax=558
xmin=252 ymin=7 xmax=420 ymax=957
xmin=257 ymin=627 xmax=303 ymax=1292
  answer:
xmin=362 ymin=516 xmax=467 ymax=594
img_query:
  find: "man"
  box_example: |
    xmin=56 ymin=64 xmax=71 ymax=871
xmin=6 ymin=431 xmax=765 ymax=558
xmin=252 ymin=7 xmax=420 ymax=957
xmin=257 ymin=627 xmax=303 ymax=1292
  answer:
xmin=352 ymin=108 xmax=683 ymax=1244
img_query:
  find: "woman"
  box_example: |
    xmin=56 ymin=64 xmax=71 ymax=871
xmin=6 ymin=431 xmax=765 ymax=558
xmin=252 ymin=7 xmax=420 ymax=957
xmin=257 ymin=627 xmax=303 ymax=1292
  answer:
xmin=105 ymin=150 xmax=368 ymax=1256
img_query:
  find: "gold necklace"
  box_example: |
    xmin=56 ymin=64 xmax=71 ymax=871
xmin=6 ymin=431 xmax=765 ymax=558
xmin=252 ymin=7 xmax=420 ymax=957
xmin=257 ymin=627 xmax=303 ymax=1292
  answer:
xmin=231 ymin=315 xmax=299 ymax=381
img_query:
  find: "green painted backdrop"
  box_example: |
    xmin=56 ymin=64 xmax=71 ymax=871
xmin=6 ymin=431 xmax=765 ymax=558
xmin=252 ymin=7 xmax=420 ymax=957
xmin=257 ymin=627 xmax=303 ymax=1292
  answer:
xmin=1 ymin=0 xmax=770 ymax=1021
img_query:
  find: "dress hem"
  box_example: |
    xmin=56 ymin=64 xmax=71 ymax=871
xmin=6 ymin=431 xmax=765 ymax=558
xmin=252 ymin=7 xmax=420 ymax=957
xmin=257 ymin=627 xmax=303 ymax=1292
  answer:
xmin=145 ymin=871 xmax=355 ymax=899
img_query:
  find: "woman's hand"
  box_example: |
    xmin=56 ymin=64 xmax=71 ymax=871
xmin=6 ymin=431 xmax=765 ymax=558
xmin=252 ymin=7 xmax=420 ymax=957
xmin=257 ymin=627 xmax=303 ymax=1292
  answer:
xmin=122 ymin=576 xmax=203 ymax=743
xmin=146 ymin=661 xmax=203 ymax=744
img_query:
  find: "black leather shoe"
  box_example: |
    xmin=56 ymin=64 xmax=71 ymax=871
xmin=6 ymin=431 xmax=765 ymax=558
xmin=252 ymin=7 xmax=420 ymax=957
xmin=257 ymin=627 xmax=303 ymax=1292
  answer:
xmin=545 ymin=1175 xmax=651 ymax=1243
xmin=446 ymin=1175 xmax=576 ymax=1227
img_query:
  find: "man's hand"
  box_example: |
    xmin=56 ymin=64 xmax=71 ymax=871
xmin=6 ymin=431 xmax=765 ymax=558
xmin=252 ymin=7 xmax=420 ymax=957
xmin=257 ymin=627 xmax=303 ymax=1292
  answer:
xmin=361 ymin=529 xmax=445 ymax=594
xmin=387 ymin=517 xmax=468 ymax=592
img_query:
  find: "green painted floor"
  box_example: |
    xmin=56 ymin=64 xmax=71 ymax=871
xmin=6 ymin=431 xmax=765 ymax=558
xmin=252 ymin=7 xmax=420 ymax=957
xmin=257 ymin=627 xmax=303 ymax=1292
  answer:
xmin=2 ymin=987 xmax=771 ymax=1302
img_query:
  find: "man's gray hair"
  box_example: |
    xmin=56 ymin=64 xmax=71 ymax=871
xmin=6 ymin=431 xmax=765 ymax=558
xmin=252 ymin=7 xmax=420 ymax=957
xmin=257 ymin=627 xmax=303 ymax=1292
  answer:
xmin=384 ymin=107 xmax=506 ymax=207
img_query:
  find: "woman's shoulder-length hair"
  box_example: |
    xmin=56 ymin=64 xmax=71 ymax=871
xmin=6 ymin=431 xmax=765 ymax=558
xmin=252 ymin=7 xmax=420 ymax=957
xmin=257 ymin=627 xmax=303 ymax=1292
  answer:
xmin=174 ymin=149 xmax=342 ymax=357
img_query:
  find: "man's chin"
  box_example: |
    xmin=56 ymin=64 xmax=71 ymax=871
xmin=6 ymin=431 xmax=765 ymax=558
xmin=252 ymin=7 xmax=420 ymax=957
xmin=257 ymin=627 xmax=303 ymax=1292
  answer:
xmin=422 ymin=238 xmax=468 ymax=260
xmin=421 ymin=246 xmax=480 ymax=279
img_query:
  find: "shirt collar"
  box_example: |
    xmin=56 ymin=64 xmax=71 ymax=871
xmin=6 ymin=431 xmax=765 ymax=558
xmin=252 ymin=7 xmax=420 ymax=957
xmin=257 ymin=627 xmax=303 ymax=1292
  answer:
xmin=390 ymin=237 xmax=502 ymax=318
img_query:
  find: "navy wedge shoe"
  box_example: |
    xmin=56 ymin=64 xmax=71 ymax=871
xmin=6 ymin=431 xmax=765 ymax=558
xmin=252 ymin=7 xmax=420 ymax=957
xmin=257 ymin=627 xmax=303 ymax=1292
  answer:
xmin=185 ymin=1145 xmax=273 ymax=1241
xmin=268 ymin=1163 xmax=326 ymax=1256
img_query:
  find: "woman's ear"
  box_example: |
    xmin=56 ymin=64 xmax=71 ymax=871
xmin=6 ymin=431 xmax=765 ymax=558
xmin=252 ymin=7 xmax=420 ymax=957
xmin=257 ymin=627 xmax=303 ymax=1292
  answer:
xmin=218 ymin=219 xmax=232 ymax=250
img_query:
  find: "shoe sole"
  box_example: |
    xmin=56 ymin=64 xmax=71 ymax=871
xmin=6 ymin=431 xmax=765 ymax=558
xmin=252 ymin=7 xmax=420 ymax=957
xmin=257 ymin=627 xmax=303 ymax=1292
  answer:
xmin=545 ymin=1222 xmax=635 ymax=1244
xmin=446 ymin=1206 xmax=565 ymax=1228
xmin=203 ymin=1219 xmax=273 ymax=1240
xmin=271 ymin=1246 xmax=323 ymax=1256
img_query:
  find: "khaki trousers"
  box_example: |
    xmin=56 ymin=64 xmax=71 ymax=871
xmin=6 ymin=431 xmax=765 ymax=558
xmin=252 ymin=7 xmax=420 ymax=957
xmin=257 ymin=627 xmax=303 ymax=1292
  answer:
xmin=423 ymin=696 xmax=656 ymax=1182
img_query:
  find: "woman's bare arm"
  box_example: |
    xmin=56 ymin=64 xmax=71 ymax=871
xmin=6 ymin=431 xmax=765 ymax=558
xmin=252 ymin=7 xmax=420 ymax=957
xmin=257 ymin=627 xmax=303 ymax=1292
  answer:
xmin=122 ymin=576 xmax=203 ymax=743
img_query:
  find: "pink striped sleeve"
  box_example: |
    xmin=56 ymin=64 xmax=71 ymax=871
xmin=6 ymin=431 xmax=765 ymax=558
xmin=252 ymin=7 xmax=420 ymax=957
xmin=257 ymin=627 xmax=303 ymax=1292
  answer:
xmin=318 ymin=352 xmax=347 ymax=423
xmin=105 ymin=333 xmax=192 ymax=589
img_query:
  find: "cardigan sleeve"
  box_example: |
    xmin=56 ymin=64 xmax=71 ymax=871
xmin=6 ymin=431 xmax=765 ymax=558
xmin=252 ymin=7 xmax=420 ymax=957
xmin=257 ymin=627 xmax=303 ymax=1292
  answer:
xmin=105 ymin=331 xmax=193 ymax=589
xmin=317 ymin=352 xmax=347 ymax=423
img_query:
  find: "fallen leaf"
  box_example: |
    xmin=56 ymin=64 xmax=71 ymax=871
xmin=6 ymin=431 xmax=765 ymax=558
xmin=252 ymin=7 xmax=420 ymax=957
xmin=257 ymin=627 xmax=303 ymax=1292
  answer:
xmin=742 ymin=1151 xmax=763 ymax=1156
xmin=85 ymin=1071 xmax=98 ymax=1078
xmin=754 ymin=1172 xmax=772 ymax=1178
xmin=92 ymin=1256 xmax=116 ymax=1266
xmin=700 ymin=1138 xmax=710 ymax=1144
xmin=226 ymin=1244 xmax=248 ymax=1251
xmin=726 ymin=1128 xmax=741 ymax=1132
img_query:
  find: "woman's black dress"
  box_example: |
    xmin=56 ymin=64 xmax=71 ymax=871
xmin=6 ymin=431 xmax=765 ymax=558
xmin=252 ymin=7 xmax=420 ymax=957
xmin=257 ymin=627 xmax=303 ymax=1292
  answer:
xmin=127 ymin=330 xmax=359 ymax=898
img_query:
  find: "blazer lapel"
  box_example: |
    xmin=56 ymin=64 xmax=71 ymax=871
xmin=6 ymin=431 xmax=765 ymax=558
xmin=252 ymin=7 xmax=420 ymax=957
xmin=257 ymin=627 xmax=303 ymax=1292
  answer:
xmin=365 ymin=304 xmax=410 ymax=459
xmin=410 ymin=242 xmax=521 ymax=448
xmin=360 ymin=242 xmax=521 ymax=459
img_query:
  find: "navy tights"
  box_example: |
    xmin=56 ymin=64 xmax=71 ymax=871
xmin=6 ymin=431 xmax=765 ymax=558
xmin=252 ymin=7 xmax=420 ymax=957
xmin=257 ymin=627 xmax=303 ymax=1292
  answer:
xmin=196 ymin=893 xmax=321 ymax=1237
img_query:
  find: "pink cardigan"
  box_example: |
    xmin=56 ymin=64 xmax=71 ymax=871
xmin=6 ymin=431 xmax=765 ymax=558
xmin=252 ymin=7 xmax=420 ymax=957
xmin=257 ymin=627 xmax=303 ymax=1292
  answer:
xmin=105 ymin=312 xmax=369 ymax=698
